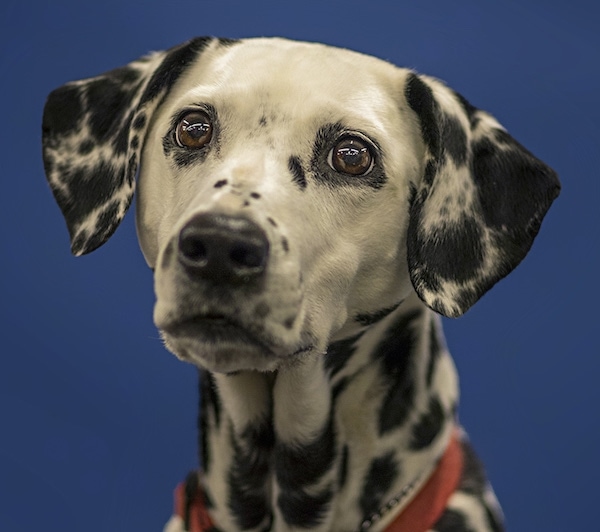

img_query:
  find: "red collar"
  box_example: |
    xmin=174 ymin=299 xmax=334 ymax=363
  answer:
xmin=173 ymin=431 xmax=463 ymax=532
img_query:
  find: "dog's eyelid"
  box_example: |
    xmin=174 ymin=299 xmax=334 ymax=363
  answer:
xmin=169 ymin=104 xmax=216 ymax=130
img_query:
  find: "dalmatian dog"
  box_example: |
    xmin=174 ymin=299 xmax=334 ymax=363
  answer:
xmin=42 ymin=37 xmax=560 ymax=531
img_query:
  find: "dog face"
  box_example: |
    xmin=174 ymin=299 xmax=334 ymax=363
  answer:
xmin=42 ymin=37 xmax=560 ymax=373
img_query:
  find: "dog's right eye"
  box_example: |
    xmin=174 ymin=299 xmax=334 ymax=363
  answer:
xmin=329 ymin=136 xmax=374 ymax=176
xmin=175 ymin=111 xmax=213 ymax=149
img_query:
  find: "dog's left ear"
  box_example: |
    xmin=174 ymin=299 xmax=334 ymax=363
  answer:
xmin=42 ymin=37 xmax=222 ymax=256
xmin=404 ymin=73 xmax=560 ymax=318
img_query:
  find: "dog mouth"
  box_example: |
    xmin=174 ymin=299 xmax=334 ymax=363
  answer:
xmin=161 ymin=313 xmax=273 ymax=351
xmin=158 ymin=311 xmax=316 ymax=372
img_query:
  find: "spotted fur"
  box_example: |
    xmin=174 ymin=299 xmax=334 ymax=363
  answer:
xmin=42 ymin=37 xmax=559 ymax=531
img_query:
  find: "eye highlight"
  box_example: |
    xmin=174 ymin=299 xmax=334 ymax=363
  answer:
xmin=175 ymin=110 xmax=213 ymax=149
xmin=329 ymin=136 xmax=374 ymax=176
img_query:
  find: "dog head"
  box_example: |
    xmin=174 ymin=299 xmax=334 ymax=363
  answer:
xmin=42 ymin=37 xmax=559 ymax=372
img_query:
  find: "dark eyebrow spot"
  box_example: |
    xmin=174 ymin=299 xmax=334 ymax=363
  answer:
xmin=288 ymin=155 xmax=307 ymax=190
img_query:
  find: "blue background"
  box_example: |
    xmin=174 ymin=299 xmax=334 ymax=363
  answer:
xmin=1 ymin=1 xmax=598 ymax=530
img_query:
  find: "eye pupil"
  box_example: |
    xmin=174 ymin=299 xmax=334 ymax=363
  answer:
xmin=176 ymin=111 xmax=213 ymax=148
xmin=331 ymin=137 xmax=373 ymax=175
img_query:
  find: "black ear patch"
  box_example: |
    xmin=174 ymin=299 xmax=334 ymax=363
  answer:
xmin=405 ymin=73 xmax=560 ymax=317
xmin=41 ymin=37 xmax=234 ymax=256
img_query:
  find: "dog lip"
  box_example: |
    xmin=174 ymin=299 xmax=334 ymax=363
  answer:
xmin=160 ymin=313 xmax=273 ymax=350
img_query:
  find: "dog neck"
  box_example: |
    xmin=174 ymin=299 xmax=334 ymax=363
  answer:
xmin=197 ymin=293 xmax=459 ymax=531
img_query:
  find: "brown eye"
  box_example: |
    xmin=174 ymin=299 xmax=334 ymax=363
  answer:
xmin=330 ymin=137 xmax=374 ymax=175
xmin=176 ymin=111 xmax=213 ymax=149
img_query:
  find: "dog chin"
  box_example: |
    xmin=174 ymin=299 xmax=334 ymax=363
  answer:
xmin=159 ymin=324 xmax=307 ymax=373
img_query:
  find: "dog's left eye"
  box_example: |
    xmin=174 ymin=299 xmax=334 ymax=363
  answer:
xmin=175 ymin=111 xmax=213 ymax=149
xmin=329 ymin=137 xmax=374 ymax=176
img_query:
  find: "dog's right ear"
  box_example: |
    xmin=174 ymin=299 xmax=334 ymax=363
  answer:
xmin=42 ymin=37 xmax=234 ymax=256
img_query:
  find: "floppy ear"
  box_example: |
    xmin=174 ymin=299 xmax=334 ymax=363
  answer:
xmin=42 ymin=37 xmax=228 ymax=256
xmin=404 ymin=73 xmax=560 ymax=318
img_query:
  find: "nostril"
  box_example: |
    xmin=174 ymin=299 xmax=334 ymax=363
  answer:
xmin=230 ymin=242 xmax=266 ymax=270
xmin=179 ymin=231 xmax=208 ymax=265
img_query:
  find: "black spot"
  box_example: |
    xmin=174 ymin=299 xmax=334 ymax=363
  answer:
xmin=376 ymin=308 xmax=422 ymax=435
xmin=200 ymin=370 xmax=221 ymax=429
xmin=139 ymin=37 xmax=212 ymax=106
xmin=413 ymin=216 xmax=485 ymax=285
xmin=284 ymin=316 xmax=295 ymax=329
xmin=354 ymin=301 xmax=403 ymax=326
xmin=86 ymin=77 xmax=136 ymax=143
xmin=108 ymin=65 xmax=142 ymax=85
xmin=359 ymin=452 xmax=400 ymax=519
xmin=228 ymin=421 xmax=274 ymax=530
xmin=57 ymin=160 xmax=122 ymax=230
xmin=423 ymin=158 xmax=440 ymax=186
xmin=324 ymin=331 xmax=364 ymax=377
xmin=409 ymin=396 xmax=445 ymax=450
xmin=243 ymin=200 xmax=250 ymax=207
xmin=442 ymin=114 xmax=468 ymax=165
xmin=198 ymin=370 xmax=217 ymax=472
xmin=42 ymin=84 xmax=84 ymax=136
xmin=426 ymin=316 xmax=442 ymax=388
xmin=432 ymin=509 xmax=476 ymax=532
xmin=78 ymin=139 xmax=95 ymax=155
xmin=112 ymin=111 xmax=134 ymax=154
xmin=281 ymin=237 xmax=289 ymax=252
xmin=405 ymin=73 xmax=440 ymax=158
xmin=130 ymin=136 xmax=139 ymax=149
xmin=217 ymin=37 xmax=240 ymax=47
xmin=275 ymin=414 xmax=335 ymax=526
xmin=288 ymin=155 xmax=307 ymax=189
xmin=96 ymin=200 xmax=120 ymax=235
xmin=126 ymin=154 xmax=137 ymax=186
xmin=338 ymin=445 xmax=349 ymax=488
xmin=214 ymin=179 xmax=228 ymax=188
xmin=250 ymin=192 xmax=261 ymax=199
xmin=452 ymin=90 xmax=479 ymax=128
xmin=259 ymin=115 xmax=268 ymax=127
xmin=277 ymin=487 xmax=333 ymax=528
xmin=472 ymin=135 xmax=560 ymax=240
xmin=331 ymin=377 xmax=349 ymax=402
xmin=275 ymin=414 xmax=336 ymax=490
xmin=267 ymin=217 xmax=277 ymax=227
xmin=133 ymin=112 xmax=147 ymax=130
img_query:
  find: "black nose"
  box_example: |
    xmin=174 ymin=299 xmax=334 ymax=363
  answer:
xmin=178 ymin=214 xmax=269 ymax=285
